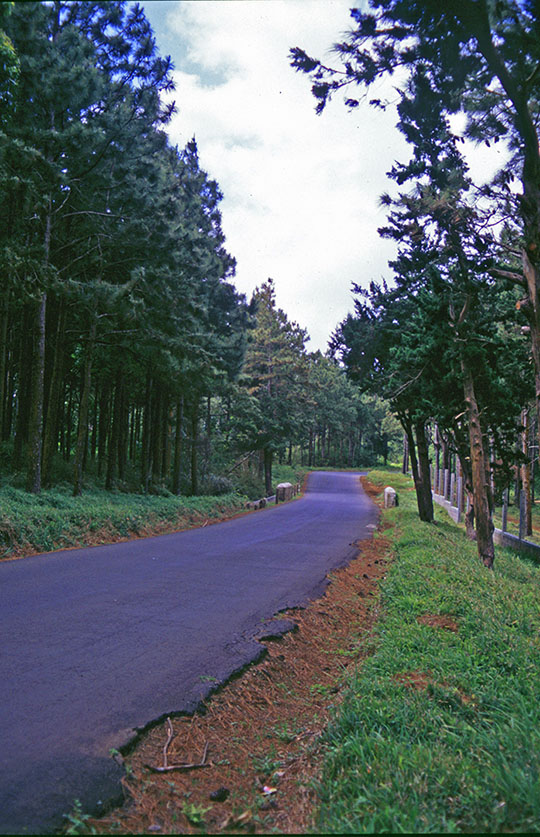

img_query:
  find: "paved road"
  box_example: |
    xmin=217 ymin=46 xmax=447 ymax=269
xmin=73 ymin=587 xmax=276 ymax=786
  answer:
xmin=0 ymin=471 xmax=377 ymax=834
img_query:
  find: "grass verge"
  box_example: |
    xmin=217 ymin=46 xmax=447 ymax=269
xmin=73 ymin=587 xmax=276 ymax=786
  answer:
xmin=0 ymin=464 xmax=308 ymax=561
xmin=317 ymin=468 xmax=540 ymax=833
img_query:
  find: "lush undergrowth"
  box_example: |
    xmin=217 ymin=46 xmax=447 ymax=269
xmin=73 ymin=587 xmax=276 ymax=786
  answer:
xmin=317 ymin=468 xmax=540 ymax=833
xmin=0 ymin=463 xmax=308 ymax=560
xmin=0 ymin=487 xmax=248 ymax=559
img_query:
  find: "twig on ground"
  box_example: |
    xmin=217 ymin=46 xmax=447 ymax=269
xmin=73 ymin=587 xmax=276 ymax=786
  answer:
xmin=144 ymin=718 xmax=210 ymax=773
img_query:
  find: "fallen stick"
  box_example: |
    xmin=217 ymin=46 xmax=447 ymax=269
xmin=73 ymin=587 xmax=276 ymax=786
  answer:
xmin=163 ymin=717 xmax=174 ymax=768
xmin=144 ymin=719 xmax=210 ymax=773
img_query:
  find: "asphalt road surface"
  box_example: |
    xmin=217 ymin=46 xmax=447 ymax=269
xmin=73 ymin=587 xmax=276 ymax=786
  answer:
xmin=0 ymin=471 xmax=378 ymax=834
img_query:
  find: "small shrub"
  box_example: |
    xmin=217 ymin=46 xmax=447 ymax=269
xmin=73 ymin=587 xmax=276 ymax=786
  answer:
xmin=201 ymin=474 xmax=235 ymax=496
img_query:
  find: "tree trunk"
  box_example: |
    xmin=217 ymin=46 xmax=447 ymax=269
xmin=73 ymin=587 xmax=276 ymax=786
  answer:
xmin=117 ymin=383 xmax=128 ymax=482
xmin=519 ymin=218 xmax=540 ymax=519
xmin=204 ymin=395 xmax=212 ymax=479
xmin=190 ymin=399 xmax=199 ymax=495
xmin=97 ymin=384 xmax=110 ymax=479
xmin=451 ymin=425 xmax=476 ymax=540
xmin=461 ymin=355 xmax=495 ymax=568
xmin=152 ymin=387 xmax=163 ymax=483
xmin=434 ymin=425 xmax=440 ymax=493
xmin=402 ymin=432 xmax=409 ymax=475
xmin=14 ymin=305 xmax=34 ymax=468
xmin=160 ymin=397 xmax=171 ymax=480
xmin=90 ymin=390 xmax=98 ymax=461
xmin=141 ymin=374 xmax=153 ymax=492
xmin=0 ymin=288 xmax=9 ymax=441
xmin=3 ymin=356 xmax=14 ymax=441
xmin=26 ymin=293 xmax=47 ymax=493
xmin=105 ymin=370 xmax=122 ymax=490
xmin=415 ymin=420 xmax=434 ymax=521
xmin=42 ymin=302 xmax=67 ymax=484
xmin=402 ymin=415 xmax=433 ymax=522
xmin=172 ymin=395 xmax=184 ymax=495
xmin=73 ymin=318 xmax=97 ymax=496
xmin=263 ymin=447 xmax=273 ymax=496
xmin=521 ymin=407 xmax=533 ymax=536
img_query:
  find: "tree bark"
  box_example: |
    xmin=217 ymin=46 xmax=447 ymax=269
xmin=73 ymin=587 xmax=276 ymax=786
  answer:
xmin=0 ymin=288 xmax=9 ymax=441
xmin=415 ymin=420 xmax=434 ymax=521
xmin=73 ymin=317 xmax=97 ymax=496
xmin=105 ymin=369 xmax=123 ymax=490
xmin=152 ymin=387 xmax=163 ymax=483
xmin=434 ymin=425 xmax=440 ymax=494
xmin=402 ymin=415 xmax=433 ymax=522
xmin=118 ymin=384 xmax=128 ymax=482
xmin=26 ymin=292 xmax=47 ymax=493
xmin=97 ymin=384 xmax=110 ymax=479
xmin=521 ymin=407 xmax=533 ymax=536
xmin=172 ymin=395 xmax=184 ymax=495
xmin=190 ymin=398 xmax=199 ymax=495
xmin=204 ymin=395 xmax=212 ymax=479
xmin=263 ymin=447 xmax=273 ymax=496
xmin=141 ymin=373 xmax=153 ymax=492
xmin=42 ymin=301 xmax=66 ymax=485
xmin=461 ymin=354 xmax=495 ymax=568
xmin=454 ymin=437 xmax=476 ymax=540
xmin=13 ymin=305 xmax=34 ymax=468
xmin=402 ymin=432 xmax=409 ymax=475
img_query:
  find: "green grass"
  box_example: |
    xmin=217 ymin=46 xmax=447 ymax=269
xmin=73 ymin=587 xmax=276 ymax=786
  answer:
xmin=0 ymin=486 xmax=248 ymax=559
xmin=317 ymin=467 xmax=540 ymax=833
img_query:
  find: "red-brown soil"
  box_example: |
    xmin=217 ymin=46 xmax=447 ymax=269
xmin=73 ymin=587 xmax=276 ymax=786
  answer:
xmin=417 ymin=613 xmax=459 ymax=632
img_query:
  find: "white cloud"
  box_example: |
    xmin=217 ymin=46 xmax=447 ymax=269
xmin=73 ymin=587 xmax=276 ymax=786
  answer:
xmin=146 ymin=0 xmax=410 ymax=351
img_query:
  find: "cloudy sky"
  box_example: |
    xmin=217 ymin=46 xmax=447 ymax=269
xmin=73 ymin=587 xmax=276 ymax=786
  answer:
xmin=141 ymin=1 xmax=505 ymax=352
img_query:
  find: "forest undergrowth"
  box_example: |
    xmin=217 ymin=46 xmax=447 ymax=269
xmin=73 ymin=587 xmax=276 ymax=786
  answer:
xmin=0 ymin=463 xmax=304 ymax=560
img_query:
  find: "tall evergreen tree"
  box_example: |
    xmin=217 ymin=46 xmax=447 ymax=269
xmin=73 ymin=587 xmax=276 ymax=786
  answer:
xmin=241 ymin=280 xmax=309 ymax=495
xmin=291 ymin=0 xmax=540 ymax=509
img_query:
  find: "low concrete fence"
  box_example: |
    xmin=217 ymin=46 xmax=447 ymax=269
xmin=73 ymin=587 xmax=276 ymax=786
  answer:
xmin=245 ymin=482 xmax=301 ymax=510
xmin=432 ymin=491 xmax=540 ymax=561
xmin=245 ymin=498 xmax=267 ymax=511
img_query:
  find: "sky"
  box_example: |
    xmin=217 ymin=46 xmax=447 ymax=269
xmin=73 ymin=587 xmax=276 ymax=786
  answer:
xmin=141 ymin=0 xmax=507 ymax=353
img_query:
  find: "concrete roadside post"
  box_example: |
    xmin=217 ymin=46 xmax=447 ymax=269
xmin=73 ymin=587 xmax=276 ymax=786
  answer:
xmin=384 ymin=486 xmax=398 ymax=508
xmin=276 ymin=482 xmax=293 ymax=504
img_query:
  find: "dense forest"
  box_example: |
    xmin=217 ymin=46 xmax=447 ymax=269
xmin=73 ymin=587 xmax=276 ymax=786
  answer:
xmin=5 ymin=0 xmax=540 ymax=572
xmin=292 ymin=0 xmax=540 ymax=568
xmin=0 ymin=1 xmax=398 ymax=504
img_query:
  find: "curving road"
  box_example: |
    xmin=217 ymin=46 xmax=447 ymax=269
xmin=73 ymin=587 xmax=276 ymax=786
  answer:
xmin=0 ymin=471 xmax=377 ymax=834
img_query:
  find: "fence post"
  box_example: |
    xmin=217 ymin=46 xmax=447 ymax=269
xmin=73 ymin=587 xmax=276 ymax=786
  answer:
xmin=501 ymin=487 xmax=508 ymax=533
xmin=444 ymin=468 xmax=450 ymax=500
xmin=456 ymin=476 xmax=463 ymax=523
xmin=519 ymin=489 xmax=527 ymax=541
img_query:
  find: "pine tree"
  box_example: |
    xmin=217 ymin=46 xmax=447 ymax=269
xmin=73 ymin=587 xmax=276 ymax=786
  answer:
xmin=291 ymin=0 xmax=540 ymax=533
xmin=241 ymin=280 xmax=309 ymax=495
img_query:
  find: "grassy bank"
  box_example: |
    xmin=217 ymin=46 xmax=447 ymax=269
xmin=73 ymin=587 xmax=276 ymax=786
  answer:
xmin=0 ymin=463 xmax=307 ymax=560
xmin=0 ymin=487 xmax=249 ymax=559
xmin=317 ymin=468 xmax=540 ymax=833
